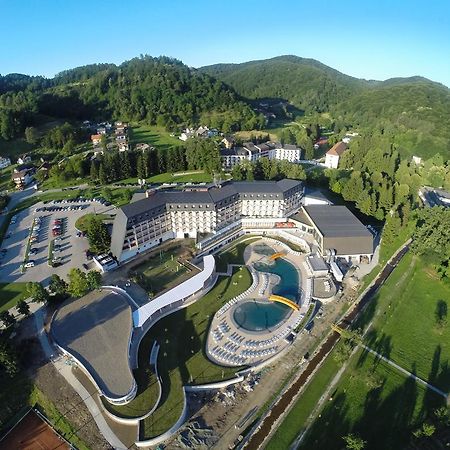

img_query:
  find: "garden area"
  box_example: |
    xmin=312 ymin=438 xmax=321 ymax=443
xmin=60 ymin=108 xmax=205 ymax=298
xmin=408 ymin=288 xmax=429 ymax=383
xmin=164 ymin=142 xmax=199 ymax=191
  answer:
xmin=128 ymin=241 xmax=197 ymax=297
xmin=105 ymin=267 xmax=252 ymax=439
xmin=214 ymin=236 xmax=261 ymax=272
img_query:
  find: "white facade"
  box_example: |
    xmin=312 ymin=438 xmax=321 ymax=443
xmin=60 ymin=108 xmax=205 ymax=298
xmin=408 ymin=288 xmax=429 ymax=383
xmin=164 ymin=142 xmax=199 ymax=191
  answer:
xmin=324 ymin=153 xmax=340 ymax=169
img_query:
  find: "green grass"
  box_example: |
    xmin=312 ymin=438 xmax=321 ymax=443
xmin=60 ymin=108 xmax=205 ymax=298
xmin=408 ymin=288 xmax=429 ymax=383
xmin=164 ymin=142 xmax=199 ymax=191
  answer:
xmin=129 ymin=124 xmax=181 ymax=151
xmin=74 ymin=213 xmax=109 ymax=232
xmin=299 ymin=349 xmax=443 ymax=450
xmin=47 ymin=239 xmax=54 ymax=267
xmin=215 ymin=237 xmax=261 ymax=272
xmin=0 ymin=283 xmax=29 ymax=313
xmin=105 ymin=268 xmax=252 ymax=438
xmin=266 ymin=354 xmax=341 ymax=450
xmin=0 ymin=167 xmax=14 ymax=192
xmin=140 ymin=268 xmax=251 ymax=438
xmin=362 ymin=254 xmax=450 ymax=391
xmin=129 ymin=242 xmax=196 ymax=296
xmin=147 ymin=171 xmax=213 ymax=184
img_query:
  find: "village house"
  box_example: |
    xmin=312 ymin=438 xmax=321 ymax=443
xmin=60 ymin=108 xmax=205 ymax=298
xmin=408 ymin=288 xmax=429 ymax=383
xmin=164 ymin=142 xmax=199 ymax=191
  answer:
xmin=91 ymin=134 xmax=102 ymax=145
xmin=221 ymin=135 xmax=236 ymax=149
xmin=12 ymin=169 xmax=34 ymax=189
xmin=324 ymin=142 xmax=347 ymax=169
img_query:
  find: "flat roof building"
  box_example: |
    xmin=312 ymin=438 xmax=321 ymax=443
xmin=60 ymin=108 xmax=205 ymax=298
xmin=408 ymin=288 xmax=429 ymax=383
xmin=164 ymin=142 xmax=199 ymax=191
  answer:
xmin=301 ymin=205 xmax=373 ymax=260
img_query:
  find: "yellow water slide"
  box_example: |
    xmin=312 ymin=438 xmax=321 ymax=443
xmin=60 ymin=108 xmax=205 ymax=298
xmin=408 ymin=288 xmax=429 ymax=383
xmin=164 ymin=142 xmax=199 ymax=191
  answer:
xmin=269 ymin=252 xmax=286 ymax=261
xmin=269 ymin=295 xmax=300 ymax=311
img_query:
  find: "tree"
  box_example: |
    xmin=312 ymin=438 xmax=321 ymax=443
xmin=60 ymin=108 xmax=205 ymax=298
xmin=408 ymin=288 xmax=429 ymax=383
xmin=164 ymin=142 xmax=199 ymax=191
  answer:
xmin=68 ymin=268 xmax=89 ymax=297
xmin=90 ymin=161 xmax=99 ymax=181
xmin=101 ymin=187 xmax=113 ymax=202
xmin=48 ymin=274 xmax=68 ymax=297
xmin=0 ymin=340 xmax=18 ymax=376
xmin=26 ymin=282 xmax=49 ymax=303
xmin=0 ymin=311 xmax=16 ymax=328
xmin=343 ymin=433 xmax=367 ymax=450
xmin=413 ymin=422 xmax=436 ymax=438
xmin=24 ymin=126 xmax=39 ymax=144
xmin=16 ymin=300 xmax=30 ymax=316
xmin=87 ymin=216 xmax=111 ymax=253
xmin=86 ymin=270 xmax=102 ymax=290
xmin=98 ymin=163 xmax=108 ymax=185
xmin=122 ymin=188 xmax=133 ymax=203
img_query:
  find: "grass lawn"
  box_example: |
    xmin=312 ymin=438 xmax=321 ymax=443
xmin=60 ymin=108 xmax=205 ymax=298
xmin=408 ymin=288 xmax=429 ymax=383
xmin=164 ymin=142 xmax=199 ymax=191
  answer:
xmin=299 ymin=349 xmax=443 ymax=450
xmin=266 ymin=354 xmax=341 ymax=450
xmin=0 ymin=167 xmax=14 ymax=192
xmin=0 ymin=283 xmax=29 ymax=313
xmin=147 ymin=171 xmax=213 ymax=184
xmin=74 ymin=213 xmax=109 ymax=232
xmin=129 ymin=124 xmax=180 ymax=151
xmin=215 ymin=237 xmax=261 ymax=272
xmin=129 ymin=242 xmax=196 ymax=296
xmin=361 ymin=253 xmax=450 ymax=391
xmin=105 ymin=268 xmax=252 ymax=438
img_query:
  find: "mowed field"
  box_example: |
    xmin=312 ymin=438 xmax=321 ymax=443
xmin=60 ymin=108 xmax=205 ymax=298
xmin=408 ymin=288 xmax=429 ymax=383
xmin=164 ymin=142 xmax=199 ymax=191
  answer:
xmin=362 ymin=253 xmax=450 ymax=391
xmin=298 ymin=349 xmax=443 ymax=450
xmin=129 ymin=124 xmax=181 ymax=151
xmin=266 ymin=252 xmax=449 ymax=450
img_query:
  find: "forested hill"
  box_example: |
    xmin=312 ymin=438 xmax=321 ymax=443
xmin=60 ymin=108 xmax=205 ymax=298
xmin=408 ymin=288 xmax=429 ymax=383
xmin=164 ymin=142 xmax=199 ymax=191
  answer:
xmin=200 ymin=55 xmax=450 ymax=159
xmin=0 ymin=56 xmax=265 ymax=140
xmin=200 ymin=55 xmax=367 ymax=112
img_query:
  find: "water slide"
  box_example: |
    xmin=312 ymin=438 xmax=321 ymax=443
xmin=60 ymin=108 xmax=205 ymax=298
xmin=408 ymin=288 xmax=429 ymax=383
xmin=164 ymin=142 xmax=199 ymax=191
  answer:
xmin=268 ymin=295 xmax=300 ymax=311
xmin=269 ymin=252 xmax=286 ymax=261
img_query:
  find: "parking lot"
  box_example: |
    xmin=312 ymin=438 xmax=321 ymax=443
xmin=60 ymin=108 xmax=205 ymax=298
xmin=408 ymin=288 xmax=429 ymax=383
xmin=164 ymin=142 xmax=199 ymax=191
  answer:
xmin=0 ymin=198 xmax=116 ymax=285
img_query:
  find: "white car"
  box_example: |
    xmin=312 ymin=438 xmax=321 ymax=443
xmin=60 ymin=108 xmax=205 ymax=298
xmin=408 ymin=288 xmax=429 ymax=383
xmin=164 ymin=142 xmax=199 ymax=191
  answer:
xmin=24 ymin=261 xmax=35 ymax=268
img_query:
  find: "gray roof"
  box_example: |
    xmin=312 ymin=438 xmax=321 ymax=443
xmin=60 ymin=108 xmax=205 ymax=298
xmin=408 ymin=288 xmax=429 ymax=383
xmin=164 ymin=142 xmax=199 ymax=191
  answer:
xmin=52 ymin=289 xmax=135 ymax=400
xmin=120 ymin=180 xmax=303 ymax=220
xmin=303 ymin=205 xmax=372 ymax=238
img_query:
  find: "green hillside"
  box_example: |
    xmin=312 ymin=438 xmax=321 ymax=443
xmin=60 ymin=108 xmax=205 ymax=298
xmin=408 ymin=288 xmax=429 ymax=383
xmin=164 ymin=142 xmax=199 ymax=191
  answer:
xmin=201 ymin=55 xmax=450 ymax=160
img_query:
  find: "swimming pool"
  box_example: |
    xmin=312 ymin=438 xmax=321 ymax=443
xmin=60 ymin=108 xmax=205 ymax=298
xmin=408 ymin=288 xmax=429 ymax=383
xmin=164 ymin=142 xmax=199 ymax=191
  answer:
xmin=233 ymin=256 xmax=301 ymax=332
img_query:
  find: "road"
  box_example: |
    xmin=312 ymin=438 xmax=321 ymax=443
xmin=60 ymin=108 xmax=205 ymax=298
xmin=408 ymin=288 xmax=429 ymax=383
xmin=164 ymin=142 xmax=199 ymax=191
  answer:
xmin=240 ymin=242 xmax=411 ymax=450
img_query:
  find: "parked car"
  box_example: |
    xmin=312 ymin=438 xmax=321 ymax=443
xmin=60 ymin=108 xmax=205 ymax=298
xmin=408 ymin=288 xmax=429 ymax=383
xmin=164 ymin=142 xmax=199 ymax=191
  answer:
xmin=29 ymin=248 xmax=38 ymax=255
xmin=24 ymin=261 xmax=35 ymax=268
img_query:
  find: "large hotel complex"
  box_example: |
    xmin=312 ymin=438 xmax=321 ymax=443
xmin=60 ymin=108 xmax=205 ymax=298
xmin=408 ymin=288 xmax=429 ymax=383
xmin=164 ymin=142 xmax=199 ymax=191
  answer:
xmin=111 ymin=179 xmax=374 ymax=263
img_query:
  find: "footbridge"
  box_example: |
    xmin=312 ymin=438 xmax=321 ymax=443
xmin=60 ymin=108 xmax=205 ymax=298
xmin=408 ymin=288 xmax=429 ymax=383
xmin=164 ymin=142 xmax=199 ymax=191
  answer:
xmin=269 ymin=295 xmax=300 ymax=311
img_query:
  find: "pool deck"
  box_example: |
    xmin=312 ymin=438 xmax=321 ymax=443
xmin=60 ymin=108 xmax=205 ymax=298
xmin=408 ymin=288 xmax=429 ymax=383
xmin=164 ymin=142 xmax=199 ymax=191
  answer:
xmin=206 ymin=239 xmax=312 ymax=367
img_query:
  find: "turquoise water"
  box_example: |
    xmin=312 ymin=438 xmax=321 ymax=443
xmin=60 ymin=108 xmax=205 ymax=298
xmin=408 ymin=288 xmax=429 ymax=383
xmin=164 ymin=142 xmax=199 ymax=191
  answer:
xmin=233 ymin=301 xmax=290 ymax=331
xmin=233 ymin=257 xmax=300 ymax=332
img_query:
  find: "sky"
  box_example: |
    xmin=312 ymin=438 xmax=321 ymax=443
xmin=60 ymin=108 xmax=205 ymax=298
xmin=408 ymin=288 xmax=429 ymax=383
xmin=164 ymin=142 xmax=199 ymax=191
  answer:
xmin=1 ymin=0 xmax=450 ymax=86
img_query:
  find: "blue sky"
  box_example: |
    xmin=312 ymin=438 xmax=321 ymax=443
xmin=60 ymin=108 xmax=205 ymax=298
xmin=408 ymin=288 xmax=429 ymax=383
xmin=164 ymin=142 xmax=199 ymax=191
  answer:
xmin=1 ymin=0 xmax=449 ymax=86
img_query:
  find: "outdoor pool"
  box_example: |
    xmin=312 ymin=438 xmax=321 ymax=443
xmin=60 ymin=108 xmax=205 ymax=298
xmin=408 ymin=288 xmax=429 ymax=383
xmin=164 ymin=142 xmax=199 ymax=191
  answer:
xmin=233 ymin=256 xmax=300 ymax=332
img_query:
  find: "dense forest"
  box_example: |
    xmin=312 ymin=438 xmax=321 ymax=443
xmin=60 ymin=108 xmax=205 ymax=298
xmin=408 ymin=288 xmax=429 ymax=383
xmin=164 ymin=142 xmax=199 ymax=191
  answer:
xmin=0 ymin=56 xmax=265 ymax=141
xmin=201 ymin=55 xmax=450 ymax=160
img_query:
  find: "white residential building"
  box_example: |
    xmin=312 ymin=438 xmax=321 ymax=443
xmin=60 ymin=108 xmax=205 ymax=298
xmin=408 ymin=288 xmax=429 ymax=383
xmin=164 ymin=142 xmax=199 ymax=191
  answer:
xmin=220 ymin=141 xmax=303 ymax=168
xmin=324 ymin=142 xmax=347 ymax=169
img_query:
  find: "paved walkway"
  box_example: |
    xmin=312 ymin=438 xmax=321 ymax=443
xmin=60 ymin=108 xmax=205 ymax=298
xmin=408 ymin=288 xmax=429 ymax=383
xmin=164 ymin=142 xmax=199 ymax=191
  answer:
xmin=34 ymin=307 xmax=128 ymax=450
xmin=360 ymin=344 xmax=448 ymax=399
